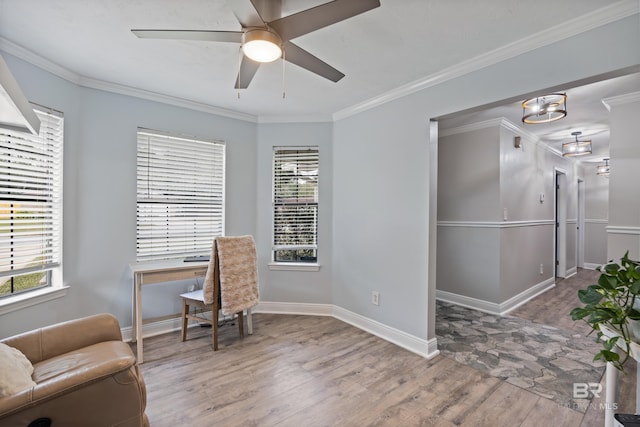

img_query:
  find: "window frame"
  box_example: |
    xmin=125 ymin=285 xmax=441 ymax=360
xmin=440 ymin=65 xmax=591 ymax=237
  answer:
xmin=0 ymin=105 xmax=67 ymax=313
xmin=269 ymin=146 xmax=320 ymax=272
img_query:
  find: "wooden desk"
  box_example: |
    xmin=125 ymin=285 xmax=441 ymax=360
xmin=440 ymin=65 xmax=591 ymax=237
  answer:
xmin=130 ymin=259 xmax=209 ymax=363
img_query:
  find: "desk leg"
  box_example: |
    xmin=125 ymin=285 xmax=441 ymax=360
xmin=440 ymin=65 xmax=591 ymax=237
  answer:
xmin=605 ymin=362 xmax=617 ymax=427
xmin=131 ymin=274 xmax=137 ymax=344
xmin=135 ymin=274 xmax=144 ymax=364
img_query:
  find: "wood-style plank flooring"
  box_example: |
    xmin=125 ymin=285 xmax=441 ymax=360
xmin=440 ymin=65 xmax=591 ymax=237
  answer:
xmin=137 ymin=269 xmax=634 ymax=426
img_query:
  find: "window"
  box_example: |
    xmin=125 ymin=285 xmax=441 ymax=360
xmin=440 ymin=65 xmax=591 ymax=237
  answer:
xmin=0 ymin=107 xmax=63 ymax=298
xmin=272 ymin=147 xmax=318 ymax=264
xmin=136 ymin=129 xmax=225 ymax=261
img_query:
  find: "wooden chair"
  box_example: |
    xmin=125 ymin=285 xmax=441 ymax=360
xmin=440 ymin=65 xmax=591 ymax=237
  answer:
xmin=179 ymin=236 xmax=257 ymax=350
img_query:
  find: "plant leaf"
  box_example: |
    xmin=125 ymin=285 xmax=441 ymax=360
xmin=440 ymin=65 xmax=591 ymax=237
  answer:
xmin=588 ymin=308 xmax=615 ymax=323
xmin=604 ymin=263 xmax=620 ymax=275
xmin=628 ymin=308 xmax=640 ymax=320
xmin=570 ymin=307 xmax=590 ymax=320
xmin=594 ymin=349 xmax=620 ymax=363
xmin=598 ymin=274 xmax=618 ymax=290
xmin=578 ymin=286 xmax=604 ymax=305
xmin=603 ymin=336 xmax=620 ymax=351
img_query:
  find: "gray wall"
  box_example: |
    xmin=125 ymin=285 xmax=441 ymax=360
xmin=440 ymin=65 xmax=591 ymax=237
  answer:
xmin=438 ymin=127 xmax=501 ymax=221
xmin=583 ymin=167 xmax=609 ymax=267
xmin=256 ymin=122 xmax=334 ymax=304
xmin=437 ymin=119 xmax=579 ymax=307
xmin=607 ymin=95 xmax=640 ymax=260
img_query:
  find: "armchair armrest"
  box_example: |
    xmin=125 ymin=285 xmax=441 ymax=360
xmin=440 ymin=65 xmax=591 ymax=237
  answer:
xmin=1 ymin=313 xmax=123 ymax=363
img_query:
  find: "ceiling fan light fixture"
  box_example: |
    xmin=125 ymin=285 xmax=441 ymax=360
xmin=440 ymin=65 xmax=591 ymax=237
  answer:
xmin=562 ymin=131 xmax=592 ymax=157
xmin=522 ymin=93 xmax=567 ymax=124
xmin=242 ymin=29 xmax=282 ymax=63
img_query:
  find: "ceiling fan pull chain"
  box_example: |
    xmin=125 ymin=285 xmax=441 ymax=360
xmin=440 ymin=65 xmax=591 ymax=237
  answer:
xmin=237 ymin=47 xmax=243 ymax=99
xmin=282 ymin=48 xmax=286 ymax=99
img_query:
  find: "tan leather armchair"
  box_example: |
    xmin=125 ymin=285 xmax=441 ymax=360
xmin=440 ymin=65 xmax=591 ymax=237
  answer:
xmin=0 ymin=313 xmax=149 ymax=427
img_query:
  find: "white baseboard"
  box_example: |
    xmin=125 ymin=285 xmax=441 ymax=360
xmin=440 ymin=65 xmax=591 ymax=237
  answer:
xmin=255 ymin=302 xmax=438 ymax=359
xmin=332 ymin=305 xmax=439 ymax=359
xmin=436 ymin=277 xmax=556 ymax=316
xmin=253 ymin=301 xmax=333 ymax=316
xmin=584 ymin=262 xmax=602 ymax=270
xmin=121 ymin=317 xmax=184 ymax=343
xmin=122 ymin=301 xmax=440 ymax=360
xmin=565 ymin=267 xmax=577 ymax=278
xmin=435 ymin=290 xmax=502 ymax=315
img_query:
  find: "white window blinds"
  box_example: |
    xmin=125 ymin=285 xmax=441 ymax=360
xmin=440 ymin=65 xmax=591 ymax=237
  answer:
xmin=0 ymin=108 xmax=63 ymax=293
xmin=136 ymin=129 xmax=225 ymax=261
xmin=273 ymin=147 xmax=318 ymax=263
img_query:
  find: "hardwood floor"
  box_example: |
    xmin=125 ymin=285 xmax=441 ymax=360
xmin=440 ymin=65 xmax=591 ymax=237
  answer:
xmin=137 ymin=269 xmax=633 ymax=426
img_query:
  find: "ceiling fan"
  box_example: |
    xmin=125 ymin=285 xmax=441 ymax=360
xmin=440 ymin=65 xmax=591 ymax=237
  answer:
xmin=132 ymin=0 xmax=381 ymax=89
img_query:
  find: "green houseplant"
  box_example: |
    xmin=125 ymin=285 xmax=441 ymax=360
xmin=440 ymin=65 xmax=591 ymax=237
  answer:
xmin=570 ymin=252 xmax=640 ymax=371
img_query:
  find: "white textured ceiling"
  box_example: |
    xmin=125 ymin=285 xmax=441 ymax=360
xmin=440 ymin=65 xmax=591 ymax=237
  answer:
xmin=0 ymin=0 xmax=627 ymax=121
xmin=1 ymin=0 xmax=639 ymax=161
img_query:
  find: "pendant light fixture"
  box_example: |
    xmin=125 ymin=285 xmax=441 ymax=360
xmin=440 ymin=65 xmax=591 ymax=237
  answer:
xmin=522 ymin=93 xmax=567 ymax=124
xmin=597 ymin=158 xmax=610 ymax=176
xmin=562 ymin=131 xmax=592 ymax=157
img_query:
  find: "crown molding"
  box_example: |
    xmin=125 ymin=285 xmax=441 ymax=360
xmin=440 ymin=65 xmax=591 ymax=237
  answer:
xmin=439 ymin=117 xmax=542 ymax=143
xmin=602 ymin=91 xmax=640 ymax=111
xmin=0 ymin=37 xmax=81 ymax=84
xmin=257 ymin=114 xmax=333 ymax=124
xmin=0 ymin=37 xmax=258 ymax=123
xmin=499 ymin=117 xmax=565 ymax=158
xmin=79 ymin=76 xmax=257 ymax=122
xmin=333 ymin=0 xmax=639 ymax=121
xmin=438 ymin=116 xmax=567 ymax=159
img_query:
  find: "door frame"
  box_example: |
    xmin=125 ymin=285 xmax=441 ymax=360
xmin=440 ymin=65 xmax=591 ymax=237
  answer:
xmin=555 ymin=168 xmax=568 ymax=278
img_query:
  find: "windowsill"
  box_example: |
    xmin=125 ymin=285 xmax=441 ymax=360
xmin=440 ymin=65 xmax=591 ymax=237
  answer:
xmin=0 ymin=285 xmax=70 ymax=315
xmin=268 ymin=262 xmax=321 ymax=272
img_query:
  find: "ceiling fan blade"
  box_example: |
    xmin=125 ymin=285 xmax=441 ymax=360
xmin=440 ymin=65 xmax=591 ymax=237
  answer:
xmin=249 ymin=0 xmax=282 ymax=23
xmin=235 ymin=55 xmax=261 ymax=89
xmin=283 ymin=42 xmax=344 ymax=83
xmin=131 ymin=30 xmax=243 ymax=43
xmin=269 ymin=0 xmax=380 ymax=42
xmin=227 ymin=0 xmax=266 ymax=27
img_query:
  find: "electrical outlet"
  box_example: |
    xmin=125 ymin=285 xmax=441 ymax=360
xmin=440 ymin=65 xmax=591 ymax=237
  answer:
xmin=539 ymin=264 xmax=544 ymax=275
xmin=371 ymin=291 xmax=380 ymax=306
